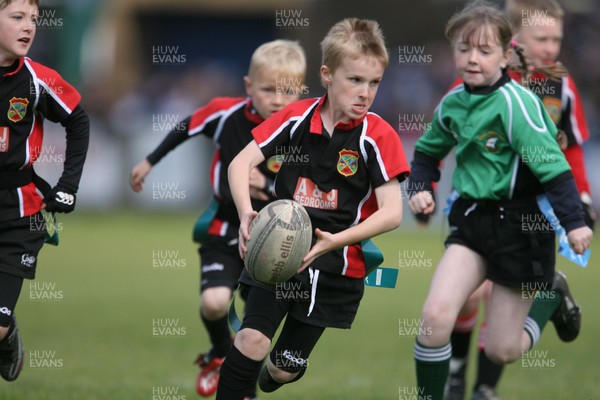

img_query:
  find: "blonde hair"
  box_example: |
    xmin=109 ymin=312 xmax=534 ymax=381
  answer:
xmin=505 ymin=0 xmax=568 ymax=80
xmin=320 ymin=18 xmax=388 ymax=78
xmin=0 ymin=0 xmax=39 ymax=11
xmin=248 ymin=39 xmax=306 ymax=82
xmin=505 ymin=0 xmax=564 ymax=32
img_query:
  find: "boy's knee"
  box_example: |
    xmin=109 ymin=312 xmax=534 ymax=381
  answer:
xmin=270 ymin=349 xmax=308 ymax=375
xmin=200 ymin=288 xmax=232 ymax=319
xmin=258 ymin=359 xmax=306 ymax=393
xmin=234 ymin=328 xmax=270 ymax=360
xmin=200 ymin=299 xmax=228 ymax=320
xmin=267 ymin=363 xmax=301 ymax=384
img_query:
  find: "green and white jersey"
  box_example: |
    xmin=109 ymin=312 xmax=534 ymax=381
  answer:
xmin=416 ymin=72 xmax=570 ymax=200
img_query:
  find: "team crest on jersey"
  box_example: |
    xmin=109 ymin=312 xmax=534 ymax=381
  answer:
xmin=337 ymin=149 xmax=359 ymax=176
xmin=7 ymin=97 xmax=29 ymax=123
xmin=478 ymin=131 xmax=504 ymax=153
xmin=0 ymin=127 xmax=9 ymax=152
xmin=542 ymin=97 xmax=561 ymax=125
xmin=266 ymin=155 xmax=282 ymax=173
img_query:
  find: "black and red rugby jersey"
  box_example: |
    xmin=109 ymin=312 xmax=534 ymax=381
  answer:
xmin=0 ymin=57 xmax=88 ymax=222
xmin=252 ymin=95 xmax=410 ymax=278
xmin=146 ymin=97 xmax=278 ymax=238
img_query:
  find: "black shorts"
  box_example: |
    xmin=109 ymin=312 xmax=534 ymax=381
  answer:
xmin=0 ymin=214 xmax=45 ymax=280
xmin=239 ymin=266 xmax=365 ymax=329
xmin=198 ymin=235 xmax=245 ymax=291
xmin=0 ymin=272 xmax=24 ymax=327
xmin=446 ymin=197 xmax=555 ymax=288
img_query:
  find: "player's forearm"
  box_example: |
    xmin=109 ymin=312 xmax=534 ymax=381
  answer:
xmin=333 ymin=182 xmax=403 ymax=248
xmin=233 ymin=141 xmax=268 ymax=217
xmin=227 ymin=152 xmax=254 ymax=220
xmin=543 ymin=171 xmax=586 ymax=232
xmin=333 ymin=203 xmax=402 ymax=250
xmin=58 ymin=106 xmax=90 ymax=192
xmin=409 ymin=151 xmax=441 ymax=194
xmin=146 ymin=117 xmax=191 ymax=166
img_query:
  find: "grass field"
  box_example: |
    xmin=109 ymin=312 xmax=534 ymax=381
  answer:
xmin=0 ymin=211 xmax=597 ymax=400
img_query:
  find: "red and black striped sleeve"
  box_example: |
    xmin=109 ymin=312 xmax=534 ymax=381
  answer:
xmin=146 ymin=97 xmax=245 ymax=165
xmin=27 ymin=60 xmax=89 ymax=192
xmin=27 ymin=59 xmax=81 ymax=121
xmin=363 ymin=114 xmax=410 ymax=188
xmin=252 ymin=98 xmax=318 ymax=157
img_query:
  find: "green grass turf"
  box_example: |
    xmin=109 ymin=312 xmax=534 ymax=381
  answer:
xmin=0 ymin=211 xmax=597 ymax=399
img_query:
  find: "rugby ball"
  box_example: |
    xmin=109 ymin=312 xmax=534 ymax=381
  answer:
xmin=245 ymin=200 xmax=312 ymax=284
